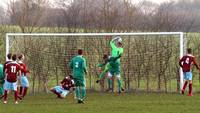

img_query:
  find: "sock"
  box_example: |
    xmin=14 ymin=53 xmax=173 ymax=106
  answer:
xmin=14 ymin=91 xmax=18 ymax=101
xmin=182 ymin=81 xmax=188 ymax=91
xmin=19 ymin=86 xmax=23 ymax=95
xmin=22 ymin=87 xmax=28 ymax=97
xmin=3 ymin=90 xmax=8 ymax=101
xmin=75 ymin=87 xmax=80 ymax=99
xmin=107 ymin=79 xmax=112 ymax=89
xmin=189 ymin=83 xmax=192 ymax=94
xmin=117 ymin=79 xmax=121 ymax=92
xmin=80 ymin=87 xmax=86 ymax=100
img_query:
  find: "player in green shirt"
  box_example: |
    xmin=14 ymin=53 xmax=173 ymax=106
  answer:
xmin=97 ymin=54 xmax=113 ymax=91
xmin=108 ymin=36 xmax=124 ymax=93
xmin=0 ymin=64 xmax=4 ymax=96
xmin=69 ymin=49 xmax=87 ymax=104
xmin=97 ymin=36 xmax=124 ymax=93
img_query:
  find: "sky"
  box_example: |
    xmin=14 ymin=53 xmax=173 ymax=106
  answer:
xmin=0 ymin=0 xmax=178 ymax=9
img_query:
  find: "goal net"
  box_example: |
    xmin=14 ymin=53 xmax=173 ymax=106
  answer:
xmin=6 ymin=32 xmax=184 ymax=93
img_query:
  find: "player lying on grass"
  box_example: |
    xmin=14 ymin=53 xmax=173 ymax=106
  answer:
xmin=51 ymin=74 xmax=75 ymax=98
xmin=179 ymin=48 xmax=200 ymax=96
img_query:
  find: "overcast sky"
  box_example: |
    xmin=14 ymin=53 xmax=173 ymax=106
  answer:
xmin=0 ymin=0 xmax=178 ymax=9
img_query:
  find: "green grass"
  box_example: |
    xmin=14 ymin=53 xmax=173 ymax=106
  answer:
xmin=1 ymin=92 xmax=200 ymax=113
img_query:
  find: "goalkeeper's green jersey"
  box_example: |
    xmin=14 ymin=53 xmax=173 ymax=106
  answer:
xmin=69 ymin=55 xmax=87 ymax=79
xmin=110 ymin=40 xmax=124 ymax=63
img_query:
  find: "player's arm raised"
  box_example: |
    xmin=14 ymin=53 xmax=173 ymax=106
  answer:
xmin=193 ymin=57 xmax=200 ymax=71
xmin=110 ymin=37 xmax=120 ymax=49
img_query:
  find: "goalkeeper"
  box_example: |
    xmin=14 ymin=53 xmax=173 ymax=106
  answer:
xmin=97 ymin=36 xmax=124 ymax=93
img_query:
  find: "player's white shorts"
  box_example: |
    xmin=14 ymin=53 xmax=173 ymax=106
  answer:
xmin=54 ymin=86 xmax=70 ymax=97
xmin=184 ymin=71 xmax=192 ymax=81
xmin=21 ymin=75 xmax=29 ymax=87
xmin=107 ymin=72 xmax=120 ymax=79
xmin=4 ymin=80 xmax=18 ymax=91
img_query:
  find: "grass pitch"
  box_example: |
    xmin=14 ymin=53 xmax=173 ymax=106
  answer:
xmin=1 ymin=92 xmax=200 ymax=113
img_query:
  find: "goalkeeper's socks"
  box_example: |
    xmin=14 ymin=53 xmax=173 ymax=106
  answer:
xmin=107 ymin=79 xmax=112 ymax=89
xmin=81 ymin=87 xmax=86 ymax=100
xmin=189 ymin=83 xmax=192 ymax=94
xmin=117 ymin=79 xmax=122 ymax=92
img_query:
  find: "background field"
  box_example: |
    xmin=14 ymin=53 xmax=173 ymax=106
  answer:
xmin=1 ymin=92 xmax=200 ymax=113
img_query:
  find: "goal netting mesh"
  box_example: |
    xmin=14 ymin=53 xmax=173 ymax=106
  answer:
xmin=7 ymin=33 xmax=182 ymax=93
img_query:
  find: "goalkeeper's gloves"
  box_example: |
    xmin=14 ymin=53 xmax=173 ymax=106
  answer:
xmin=111 ymin=36 xmax=120 ymax=42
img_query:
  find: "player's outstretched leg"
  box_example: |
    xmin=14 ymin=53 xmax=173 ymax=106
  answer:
xmin=96 ymin=64 xmax=111 ymax=83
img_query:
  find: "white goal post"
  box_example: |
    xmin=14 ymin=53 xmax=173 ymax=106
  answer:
xmin=6 ymin=32 xmax=185 ymax=92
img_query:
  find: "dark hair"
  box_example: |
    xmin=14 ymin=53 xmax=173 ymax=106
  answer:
xmin=78 ymin=49 xmax=83 ymax=55
xmin=68 ymin=74 xmax=73 ymax=79
xmin=187 ymin=48 xmax=192 ymax=54
xmin=117 ymin=42 xmax=122 ymax=46
xmin=103 ymin=54 xmax=108 ymax=60
xmin=18 ymin=54 xmax=24 ymax=60
xmin=12 ymin=54 xmax=17 ymax=61
xmin=7 ymin=53 xmax=12 ymax=59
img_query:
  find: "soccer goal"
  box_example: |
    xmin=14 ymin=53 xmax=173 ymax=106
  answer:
xmin=6 ymin=32 xmax=185 ymax=93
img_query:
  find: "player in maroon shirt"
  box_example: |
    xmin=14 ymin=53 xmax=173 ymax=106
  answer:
xmin=179 ymin=48 xmax=200 ymax=96
xmin=50 ymin=74 xmax=75 ymax=98
xmin=3 ymin=54 xmax=21 ymax=104
xmin=18 ymin=54 xmax=30 ymax=98
xmin=3 ymin=53 xmax=13 ymax=73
